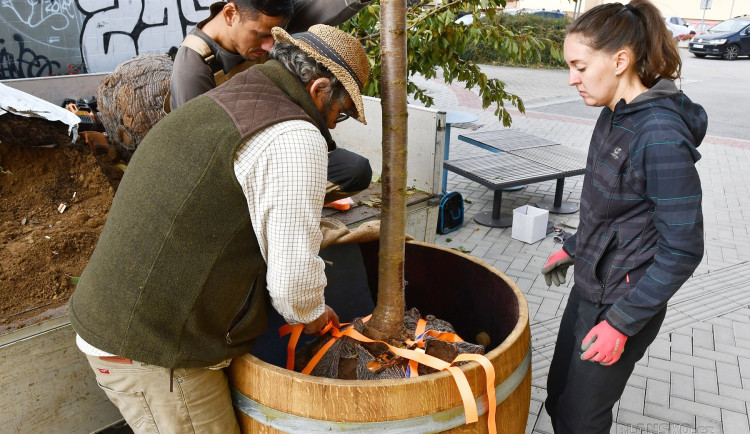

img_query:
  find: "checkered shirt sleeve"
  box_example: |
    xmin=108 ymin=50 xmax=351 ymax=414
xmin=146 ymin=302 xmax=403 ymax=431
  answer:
xmin=234 ymin=120 xmax=328 ymax=325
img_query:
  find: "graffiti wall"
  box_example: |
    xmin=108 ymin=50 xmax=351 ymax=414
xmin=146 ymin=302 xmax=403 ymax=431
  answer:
xmin=0 ymin=0 xmax=213 ymax=79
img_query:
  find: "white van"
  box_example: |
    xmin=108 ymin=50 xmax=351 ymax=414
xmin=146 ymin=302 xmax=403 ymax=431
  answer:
xmin=664 ymin=15 xmax=696 ymax=38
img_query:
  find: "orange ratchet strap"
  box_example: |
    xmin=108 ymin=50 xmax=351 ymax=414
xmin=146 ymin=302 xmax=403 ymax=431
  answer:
xmin=279 ymin=317 xmax=497 ymax=433
xmin=280 ymin=323 xmax=303 ymax=371
xmin=407 ymin=318 xmax=428 ymax=378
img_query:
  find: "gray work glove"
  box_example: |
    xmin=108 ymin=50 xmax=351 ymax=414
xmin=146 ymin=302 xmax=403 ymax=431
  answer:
xmin=541 ymin=249 xmax=574 ymax=286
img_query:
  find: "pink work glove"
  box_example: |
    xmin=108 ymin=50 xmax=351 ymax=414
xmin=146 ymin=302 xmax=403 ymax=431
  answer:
xmin=581 ymin=320 xmax=628 ymax=366
xmin=541 ymin=249 xmax=574 ymax=286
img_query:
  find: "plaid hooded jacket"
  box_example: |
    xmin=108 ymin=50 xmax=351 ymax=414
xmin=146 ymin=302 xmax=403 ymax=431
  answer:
xmin=562 ymin=78 xmax=707 ymax=336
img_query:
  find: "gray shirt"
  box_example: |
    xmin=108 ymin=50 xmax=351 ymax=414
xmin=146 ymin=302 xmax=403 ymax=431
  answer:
xmin=169 ymin=26 xmax=247 ymax=111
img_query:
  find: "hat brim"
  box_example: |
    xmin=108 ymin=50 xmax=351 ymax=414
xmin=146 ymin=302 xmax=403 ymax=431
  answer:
xmin=272 ymin=27 xmax=367 ymax=125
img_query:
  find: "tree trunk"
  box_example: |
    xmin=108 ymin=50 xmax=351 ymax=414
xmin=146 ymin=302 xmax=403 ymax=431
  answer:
xmin=364 ymin=0 xmax=409 ymax=343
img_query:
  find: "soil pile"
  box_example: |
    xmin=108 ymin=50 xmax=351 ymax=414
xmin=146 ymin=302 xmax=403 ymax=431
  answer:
xmin=0 ymin=141 xmax=121 ymax=334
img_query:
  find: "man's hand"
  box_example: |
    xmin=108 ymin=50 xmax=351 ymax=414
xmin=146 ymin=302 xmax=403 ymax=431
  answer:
xmin=581 ymin=321 xmax=628 ymax=366
xmin=541 ymin=249 xmax=574 ymax=286
xmin=303 ymin=304 xmax=340 ymax=335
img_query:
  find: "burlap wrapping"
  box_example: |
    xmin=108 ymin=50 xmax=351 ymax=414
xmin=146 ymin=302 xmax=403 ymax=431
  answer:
xmin=320 ymin=217 xmax=381 ymax=249
xmin=97 ymin=54 xmax=172 ymax=159
xmin=296 ymin=308 xmax=485 ymax=380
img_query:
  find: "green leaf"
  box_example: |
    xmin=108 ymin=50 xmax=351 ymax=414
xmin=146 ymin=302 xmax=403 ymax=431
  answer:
xmin=336 ymin=0 xmax=566 ymax=127
xmin=452 ymin=246 xmax=472 ymax=254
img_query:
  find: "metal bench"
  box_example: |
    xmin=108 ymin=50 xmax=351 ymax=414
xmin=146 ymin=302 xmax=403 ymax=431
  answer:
xmin=458 ymin=129 xmax=557 ymax=152
xmin=445 ymin=130 xmax=586 ymax=228
xmin=507 ymin=145 xmax=588 ymax=214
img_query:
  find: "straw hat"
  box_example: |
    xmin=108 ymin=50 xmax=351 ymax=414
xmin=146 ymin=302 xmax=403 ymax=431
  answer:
xmin=272 ymin=24 xmax=370 ymax=124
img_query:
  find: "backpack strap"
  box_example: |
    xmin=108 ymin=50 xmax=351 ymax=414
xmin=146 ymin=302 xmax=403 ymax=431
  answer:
xmin=181 ymin=34 xmax=253 ymax=86
xmin=164 ymin=34 xmax=255 ymax=113
xmin=181 ymin=34 xmax=216 ymax=64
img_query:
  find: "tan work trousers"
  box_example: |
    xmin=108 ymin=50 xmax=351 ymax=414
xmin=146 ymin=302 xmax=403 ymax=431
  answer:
xmin=85 ymin=354 xmax=239 ymax=434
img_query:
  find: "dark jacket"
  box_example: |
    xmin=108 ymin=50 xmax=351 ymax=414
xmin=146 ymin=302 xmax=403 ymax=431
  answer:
xmin=70 ymin=62 xmax=329 ymax=368
xmin=563 ymin=79 xmax=707 ymax=336
xmin=287 ymin=0 xmax=374 ymax=33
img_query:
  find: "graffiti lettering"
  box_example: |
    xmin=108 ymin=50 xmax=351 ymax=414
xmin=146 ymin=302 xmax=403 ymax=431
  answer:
xmin=0 ymin=33 xmax=60 ymax=79
xmin=0 ymin=0 xmax=214 ymax=75
xmin=78 ymin=0 xmax=212 ymax=72
xmin=44 ymin=0 xmax=79 ymax=29
xmin=1 ymin=0 xmax=78 ymax=31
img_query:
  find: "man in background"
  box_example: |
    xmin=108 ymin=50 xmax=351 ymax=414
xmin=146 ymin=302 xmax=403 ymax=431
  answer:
xmin=169 ymin=0 xmax=373 ymax=205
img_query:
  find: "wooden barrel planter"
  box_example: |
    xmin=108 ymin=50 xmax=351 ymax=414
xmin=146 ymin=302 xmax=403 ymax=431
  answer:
xmin=228 ymin=240 xmax=531 ymax=433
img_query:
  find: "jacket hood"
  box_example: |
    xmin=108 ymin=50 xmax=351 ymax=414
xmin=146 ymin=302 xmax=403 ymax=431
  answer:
xmin=615 ymin=78 xmax=708 ymax=160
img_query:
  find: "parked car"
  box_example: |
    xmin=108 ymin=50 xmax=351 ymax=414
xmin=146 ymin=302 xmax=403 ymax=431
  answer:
xmin=689 ymin=16 xmax=750 ymax=60
xmin=453 ymin=8 xmax=565 ymax=25
xmin=454 ymin=12 xmax=484 ymax=25
xmin=530 ymin=9 xmax=565 ymax=19
xmin=454 ymin=13 xmax=474 ymax=25
xmin=664 ymin=15 xmax=696 ymax=38
xmin=693 ymin=22 xmax=716 ymax=35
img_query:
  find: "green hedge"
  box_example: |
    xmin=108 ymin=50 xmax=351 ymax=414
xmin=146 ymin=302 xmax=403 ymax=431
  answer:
xmin=462 ymin=13 xmax=570 ymax=68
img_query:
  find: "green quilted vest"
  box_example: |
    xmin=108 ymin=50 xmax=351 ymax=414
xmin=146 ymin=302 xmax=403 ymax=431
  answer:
xmin=70 ymin=61 xmax=330 ymax=368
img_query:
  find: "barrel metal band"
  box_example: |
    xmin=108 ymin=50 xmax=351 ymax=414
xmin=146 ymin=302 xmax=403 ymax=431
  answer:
xmin=231 ymin=346 xmax=531 ymax=433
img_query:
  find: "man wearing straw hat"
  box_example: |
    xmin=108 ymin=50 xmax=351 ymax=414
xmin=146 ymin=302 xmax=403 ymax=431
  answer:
xmin=69 ymin=24 xmax=371 ymax=433
xmin=168 ymin=0 xmax=374 ymax=207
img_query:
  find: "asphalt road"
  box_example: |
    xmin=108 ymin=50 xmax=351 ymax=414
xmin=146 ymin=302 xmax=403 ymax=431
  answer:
xmin=678 ymin=50 xmax=750 ymax=140
xmin=496 ymin=49 xmax=750 ymax=141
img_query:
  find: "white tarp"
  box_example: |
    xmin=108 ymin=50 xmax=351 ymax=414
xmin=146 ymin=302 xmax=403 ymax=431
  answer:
xmin=0 ymin=82 xmax=80 ymax=140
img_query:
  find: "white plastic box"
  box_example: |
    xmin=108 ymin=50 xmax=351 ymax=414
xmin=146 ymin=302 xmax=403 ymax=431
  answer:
xmin=511 ymin=205 xmax=549 ymax=244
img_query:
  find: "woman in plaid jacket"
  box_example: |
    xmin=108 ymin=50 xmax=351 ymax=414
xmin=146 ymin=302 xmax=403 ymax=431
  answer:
xmin=541 ymin=1 xmax=707 ymax=432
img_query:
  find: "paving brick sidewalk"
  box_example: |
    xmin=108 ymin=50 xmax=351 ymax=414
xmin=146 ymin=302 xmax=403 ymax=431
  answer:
xmin=410 ymin=64 xmax=750 ymax=434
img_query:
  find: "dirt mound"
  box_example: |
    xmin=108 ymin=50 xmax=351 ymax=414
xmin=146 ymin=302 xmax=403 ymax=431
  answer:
xmin=0 ymin=141 xmax=120 ymax=334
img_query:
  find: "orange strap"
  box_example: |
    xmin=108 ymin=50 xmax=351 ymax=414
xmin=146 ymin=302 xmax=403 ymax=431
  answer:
xmin=404 ymin=319 xmax=463 ymax=377
xmin=278 ymin=324 xmax=303 ymax=371
xmin=279 ymin=316 xmax=497 ymax=434
xmin=300 ymin=321 xmax=337 ymax=375
xmin=415 ymin=318 xmax=427 ymax=338
xmin=280 ymin=316 xmax=372 ymax=372
xmin=455 ymin=353 xmax=497 ymax=434
xmin=446 ymin=366 xmax=477 ymax=422
xmin=334 ymin=326 xmax=484 ymax=426
xmin=281 ymin=320 xmax=496 ymax=432
xmin=405 ymin=329 xmax=464 ymax=347
xmin=407 ymin=318 xmax=428 ymax=377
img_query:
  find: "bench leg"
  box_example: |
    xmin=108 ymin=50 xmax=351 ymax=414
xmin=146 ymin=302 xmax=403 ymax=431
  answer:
xmin=535 ymin=178 xmax=579 ymax=214
xmin=473 ymin=189 xmax=513 ymax=228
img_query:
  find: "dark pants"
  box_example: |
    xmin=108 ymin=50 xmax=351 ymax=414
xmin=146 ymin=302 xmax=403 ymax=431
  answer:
xmin=545 ymin=288 xmax=666 ymax=433
xmin=326 ymin=147 xmax=372 ymax=203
